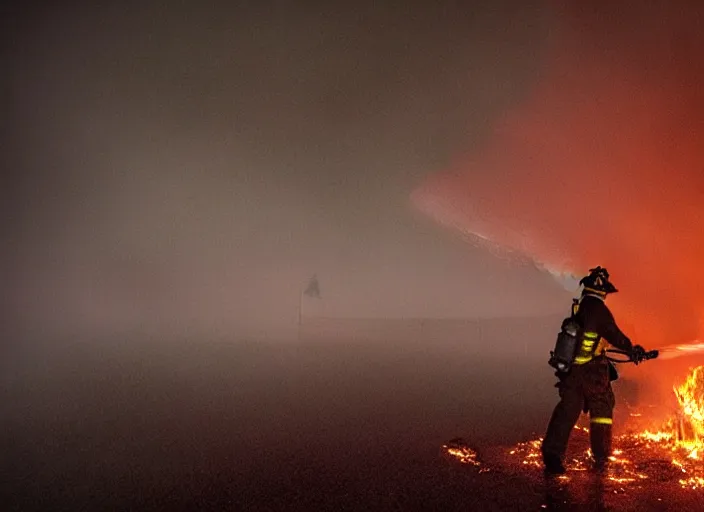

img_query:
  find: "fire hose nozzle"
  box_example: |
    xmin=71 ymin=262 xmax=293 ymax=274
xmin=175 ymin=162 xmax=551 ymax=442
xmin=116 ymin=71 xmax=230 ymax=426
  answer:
xmin=644 ymin=349 xmax=659 ymax=360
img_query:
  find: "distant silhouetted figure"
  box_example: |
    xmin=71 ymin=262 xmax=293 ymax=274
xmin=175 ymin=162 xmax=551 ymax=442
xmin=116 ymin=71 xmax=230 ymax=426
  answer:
xmin=304 ymin=275 xmax=321 ymax=299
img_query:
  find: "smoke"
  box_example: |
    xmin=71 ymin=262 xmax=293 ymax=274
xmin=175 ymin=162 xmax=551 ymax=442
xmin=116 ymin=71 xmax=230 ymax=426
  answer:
xmin=414 ymin=1 xmax=704 ymax=348
xmin=6 ymin=1 xmax=561 ymax=343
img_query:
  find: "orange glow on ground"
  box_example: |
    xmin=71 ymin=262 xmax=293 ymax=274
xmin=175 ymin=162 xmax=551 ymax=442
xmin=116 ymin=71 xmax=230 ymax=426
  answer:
xmin=444 ymin=366 xmax=704 ymax=490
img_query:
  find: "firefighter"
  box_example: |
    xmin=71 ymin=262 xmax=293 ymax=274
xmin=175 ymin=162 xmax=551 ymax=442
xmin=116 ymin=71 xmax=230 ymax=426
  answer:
xmin=541 ymin=266 xmax=648 ymax=475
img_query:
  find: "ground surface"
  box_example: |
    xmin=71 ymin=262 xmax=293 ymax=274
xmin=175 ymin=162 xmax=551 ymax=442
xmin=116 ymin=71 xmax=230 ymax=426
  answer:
xmin=2 ymin=330 xmax=701 ymax=511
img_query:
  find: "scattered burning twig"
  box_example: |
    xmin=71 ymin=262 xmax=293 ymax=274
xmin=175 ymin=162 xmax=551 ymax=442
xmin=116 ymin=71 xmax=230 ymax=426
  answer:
xmin=442 ymin=438 xmax=482 ymax=467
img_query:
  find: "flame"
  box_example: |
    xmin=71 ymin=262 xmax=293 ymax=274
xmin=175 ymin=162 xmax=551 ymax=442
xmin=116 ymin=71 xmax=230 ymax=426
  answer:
xmin=444 ymin=366 xmax=704 ymax=490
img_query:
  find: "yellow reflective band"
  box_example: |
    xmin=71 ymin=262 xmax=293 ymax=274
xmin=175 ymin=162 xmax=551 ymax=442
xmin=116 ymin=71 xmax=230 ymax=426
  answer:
xmin=591 ymin=417 xmax=613 ymax=425
xmin=574 ymin=356 xmax=593 ymax=364
xmin=584 ymin=332 xmax=599 ymax=339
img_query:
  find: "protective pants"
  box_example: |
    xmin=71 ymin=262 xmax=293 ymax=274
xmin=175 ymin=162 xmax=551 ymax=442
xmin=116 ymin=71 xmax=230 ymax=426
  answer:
xmin=541 ymin=359 xmax=615 ymax=464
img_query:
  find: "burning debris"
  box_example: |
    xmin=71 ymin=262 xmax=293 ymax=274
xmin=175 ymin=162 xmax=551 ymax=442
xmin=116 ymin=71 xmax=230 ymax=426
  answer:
xmin=442 ymin=438 xmax=482 ymax=467
xmin=444 ymin=366 xmax=704 ymax=490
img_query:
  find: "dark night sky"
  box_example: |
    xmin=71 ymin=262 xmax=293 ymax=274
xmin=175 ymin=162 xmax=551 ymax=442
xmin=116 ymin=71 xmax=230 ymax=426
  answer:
xmin=8 ymin=1 xmax=700 ymax=343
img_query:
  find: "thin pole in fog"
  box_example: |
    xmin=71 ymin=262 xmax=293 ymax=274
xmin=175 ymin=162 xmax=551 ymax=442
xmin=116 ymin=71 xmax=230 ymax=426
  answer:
xmin=297 ymin=285 xmax=303 ymax=341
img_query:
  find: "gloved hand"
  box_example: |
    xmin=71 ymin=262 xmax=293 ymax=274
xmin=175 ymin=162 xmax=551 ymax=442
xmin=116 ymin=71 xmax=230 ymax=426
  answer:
xmin=631 ymin=345 xmax=646 ymax=365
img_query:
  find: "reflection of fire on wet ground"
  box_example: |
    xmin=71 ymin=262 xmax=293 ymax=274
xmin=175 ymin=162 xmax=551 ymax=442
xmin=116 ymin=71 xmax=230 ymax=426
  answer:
xmin=444 ymin=366 xmax=704 ymax=490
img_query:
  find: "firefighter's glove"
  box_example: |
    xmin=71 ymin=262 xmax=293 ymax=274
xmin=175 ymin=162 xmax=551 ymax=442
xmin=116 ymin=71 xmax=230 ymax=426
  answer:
xmin=631 ymin=345 xmax=646 ymax=365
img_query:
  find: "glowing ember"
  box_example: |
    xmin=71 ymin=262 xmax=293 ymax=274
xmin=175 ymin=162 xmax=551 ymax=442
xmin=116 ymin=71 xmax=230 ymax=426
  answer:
xmin=442 ymin=438 xmax=481 ymax=467
xmin=498 ymin=426 xmax=700 ymax=487
xmin=444 ymin=366 xmax=704 ymax=490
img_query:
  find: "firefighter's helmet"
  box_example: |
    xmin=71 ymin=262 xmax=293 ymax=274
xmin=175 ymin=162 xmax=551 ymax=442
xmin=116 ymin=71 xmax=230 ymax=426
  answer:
xmin=579 ymin=266 xmax=618 ymax=296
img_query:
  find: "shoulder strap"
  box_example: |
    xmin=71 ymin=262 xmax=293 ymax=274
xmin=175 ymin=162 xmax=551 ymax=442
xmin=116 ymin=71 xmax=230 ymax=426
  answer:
xmin=571 ymin=298 xmax=580 ymax=317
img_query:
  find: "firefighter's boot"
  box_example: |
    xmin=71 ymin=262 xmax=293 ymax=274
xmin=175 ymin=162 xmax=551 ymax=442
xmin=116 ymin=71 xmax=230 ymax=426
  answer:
xmin=543 ymin=453 xmax=566 ymax=475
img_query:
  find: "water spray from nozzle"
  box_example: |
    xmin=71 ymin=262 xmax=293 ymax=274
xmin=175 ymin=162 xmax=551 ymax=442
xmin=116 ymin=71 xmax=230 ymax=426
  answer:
xmin=650 ymin=342 xmax=704 ymax=361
